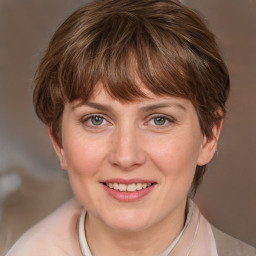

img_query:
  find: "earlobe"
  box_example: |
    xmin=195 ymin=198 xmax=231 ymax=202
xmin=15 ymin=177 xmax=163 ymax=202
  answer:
xmin=197 ymin=119 xmax=223 ymax=166
xmin=48 ymin=128 xmax=68 ymax=170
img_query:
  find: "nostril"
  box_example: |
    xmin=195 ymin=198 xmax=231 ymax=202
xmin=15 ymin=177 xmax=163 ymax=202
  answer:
xmin=109 ymin=149 xmax=147 ymax=170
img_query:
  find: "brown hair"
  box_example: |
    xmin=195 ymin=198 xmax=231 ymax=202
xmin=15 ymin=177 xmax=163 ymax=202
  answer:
xmin=33 ymin=0 xmax=230 ymax=194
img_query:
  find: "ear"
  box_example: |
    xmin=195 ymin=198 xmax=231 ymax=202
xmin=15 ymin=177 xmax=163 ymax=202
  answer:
xmin=197 ymin=119 xmax=223 ymax=166
xmin=48 ymin=128 xmax=68 ymax=170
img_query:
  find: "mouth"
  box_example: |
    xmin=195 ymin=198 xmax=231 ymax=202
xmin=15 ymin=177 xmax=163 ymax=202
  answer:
xmin=103 ymin=182 xmax=154 ymax=192
xmin=101 ymin=180 xmax=156 ymax=202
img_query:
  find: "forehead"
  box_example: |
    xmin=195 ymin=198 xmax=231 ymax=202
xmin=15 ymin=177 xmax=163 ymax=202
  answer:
xmin=71 ymin=80 xmax=194 ymax=114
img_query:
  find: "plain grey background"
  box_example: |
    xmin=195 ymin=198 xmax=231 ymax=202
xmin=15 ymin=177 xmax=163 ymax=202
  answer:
xmin=0 ymin=0 xmax=255 ymax=253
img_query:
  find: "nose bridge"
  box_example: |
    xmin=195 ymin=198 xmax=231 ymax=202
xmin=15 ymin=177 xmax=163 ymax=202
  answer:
xmin=109 ymin=120 xmax=145 ymax=169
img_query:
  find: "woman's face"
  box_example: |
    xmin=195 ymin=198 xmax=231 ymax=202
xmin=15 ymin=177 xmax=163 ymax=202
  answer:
xmin=51 ymin=82 xmax=219 ymax=232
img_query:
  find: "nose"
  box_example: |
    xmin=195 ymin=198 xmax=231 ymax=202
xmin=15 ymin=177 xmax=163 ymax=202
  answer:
xmin=108 ymin=125 xmax=146 ymax=170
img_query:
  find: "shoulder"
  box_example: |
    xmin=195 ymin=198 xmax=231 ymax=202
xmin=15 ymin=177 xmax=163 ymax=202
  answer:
xmin=6 ymin=198 xmax=83 ymax=256
xmin=211 ymin=225 xmax=256 ymax=256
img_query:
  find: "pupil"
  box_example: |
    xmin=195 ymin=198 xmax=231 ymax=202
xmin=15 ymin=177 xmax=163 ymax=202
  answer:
xmin=154 ymin=117 xmax=165 ymax=125
xmin=92 ymin=116 xmax=103 ymax=125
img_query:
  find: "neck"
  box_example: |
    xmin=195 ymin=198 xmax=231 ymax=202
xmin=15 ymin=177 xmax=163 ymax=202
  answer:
xmin=85 ymin=200 xmax=187 ymax=256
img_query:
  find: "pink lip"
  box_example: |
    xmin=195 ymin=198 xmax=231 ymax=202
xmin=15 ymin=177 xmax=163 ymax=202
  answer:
xmin=101 ymin=179 xmax=156 ymax=202
xmin=101 ymin=178 xmax=156 ymax=185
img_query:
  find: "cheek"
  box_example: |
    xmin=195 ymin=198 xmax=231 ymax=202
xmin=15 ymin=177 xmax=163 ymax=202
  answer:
xmin=62 ymin=135 xmax=109 ymax=207
xmin=62 ymin=134 xmax=108 ymax=176
xmin=147 ymin=133 xmax=201 ymax=180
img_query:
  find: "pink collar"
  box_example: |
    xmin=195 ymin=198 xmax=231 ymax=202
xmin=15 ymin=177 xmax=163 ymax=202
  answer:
xmin=169 ymin=203 xmax=218 ymax=256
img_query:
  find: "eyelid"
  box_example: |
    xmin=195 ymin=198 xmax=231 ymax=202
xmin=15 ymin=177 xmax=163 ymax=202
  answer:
xmin=82 ymin=113 xmax=105 ymax=120
xmin=82 ymin=113 xmax=112 ymax=128
xmin=145 ymin=114 xmax=176 ymax=127
xmin=147 ymin=113 xmax=175 ymax=121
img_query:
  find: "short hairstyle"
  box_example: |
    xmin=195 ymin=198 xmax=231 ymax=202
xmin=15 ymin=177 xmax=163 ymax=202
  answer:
xmin=33 ymin=0 xmax=230 ymax=195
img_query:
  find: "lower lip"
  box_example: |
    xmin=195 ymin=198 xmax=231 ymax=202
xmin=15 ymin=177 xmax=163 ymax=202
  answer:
xmin=102 ymin=184 xmax=156 ymax=202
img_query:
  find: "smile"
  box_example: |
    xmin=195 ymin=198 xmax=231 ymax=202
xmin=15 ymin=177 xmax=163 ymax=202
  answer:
xmin=101 ymin=179 xmax=156 ymax=202
xmin=105 ymin=183 xmax=152 ymax=192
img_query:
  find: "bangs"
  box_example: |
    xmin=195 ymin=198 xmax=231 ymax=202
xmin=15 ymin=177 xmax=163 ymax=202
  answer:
xmin=56 ymin=12 xmax=192 ymax=104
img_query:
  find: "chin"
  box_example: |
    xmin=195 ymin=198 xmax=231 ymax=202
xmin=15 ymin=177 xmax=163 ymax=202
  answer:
xmin=109 ymin=220 xmax=151 ymax=233
xmin=103 ymin=209 xmax=154 ymax=233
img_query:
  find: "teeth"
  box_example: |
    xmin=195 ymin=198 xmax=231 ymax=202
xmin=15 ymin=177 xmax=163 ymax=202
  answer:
xmin=142 ymin=183 xmax=147 ymax=189
xmin=119 ymin=184 xmax=126 ymax=191
xmin=136 ymin=183 xmax=143 ymax=190
xmin=114 ymin=183 xmax=119 ymax=190
xmin=106 ymin=183 xmax=152 ymax=192
xmin=127 ymin=184 xmax=136 ymax=192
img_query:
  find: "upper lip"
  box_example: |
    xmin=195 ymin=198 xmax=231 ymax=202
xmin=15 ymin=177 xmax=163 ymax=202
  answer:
xmin=101 ymin=178 xmax=156 ymax=185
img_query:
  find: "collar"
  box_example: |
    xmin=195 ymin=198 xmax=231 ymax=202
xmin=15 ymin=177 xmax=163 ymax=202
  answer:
xmin=78 ymin=200 xmax=217 ymax=256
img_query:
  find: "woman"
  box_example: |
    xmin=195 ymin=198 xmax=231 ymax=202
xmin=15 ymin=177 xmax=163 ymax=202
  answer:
xmin=6 ymin=0 xmax=256 ymax=255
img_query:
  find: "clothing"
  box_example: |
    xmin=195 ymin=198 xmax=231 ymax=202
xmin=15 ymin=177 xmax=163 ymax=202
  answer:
xmin=78 ymin=199 xmax=195 ymax=256
xmin=6 ymin=198 xmax=256 ymax=256
xmin=212 ymin=226 xmax=256 ymax=256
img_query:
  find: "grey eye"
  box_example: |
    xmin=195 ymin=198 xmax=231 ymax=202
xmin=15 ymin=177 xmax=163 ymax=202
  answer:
xmin=90 ymin=116 xmax=104 ymax=125
xmin=153 ymin=117 xmax=166 ymax=125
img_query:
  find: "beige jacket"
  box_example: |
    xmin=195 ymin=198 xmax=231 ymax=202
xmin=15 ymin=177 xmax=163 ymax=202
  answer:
xmin=212 ymin=226 xmax=256 ymax=256
xmin=6 ymin=198 xmax=256 ymax=256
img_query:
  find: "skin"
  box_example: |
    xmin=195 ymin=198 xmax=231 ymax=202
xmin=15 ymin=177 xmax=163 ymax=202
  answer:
xmin=50 ymin=82 xmax=222 ymax=256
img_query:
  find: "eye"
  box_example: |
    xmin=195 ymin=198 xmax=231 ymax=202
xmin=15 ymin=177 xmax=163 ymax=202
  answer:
xmin=90 ymin=116 xmax=104 ymax=125
xmin=83 ymin=114 xmax=108 ymax=127
xmin=152 ymin=116 xmax=167 ymax=126
xmin=148 ymin=115 xmax=174 ymax=127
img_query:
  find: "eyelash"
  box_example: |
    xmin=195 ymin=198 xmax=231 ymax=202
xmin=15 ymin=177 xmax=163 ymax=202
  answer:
xmin=82 ymin=114 xmax=110 ymax=129
xmin=81 ymin=114 xmax=176 ymax=129
xmin=146 ymin=114 xmax=175 ymax=128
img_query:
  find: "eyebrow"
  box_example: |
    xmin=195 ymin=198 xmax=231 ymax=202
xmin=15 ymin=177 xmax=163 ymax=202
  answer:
xmin=72 ymin=102 xmax=114 ymax=112
xmin=139 ymin=102 xmax=187 ymax=112
xmin=72 ymin=101 xmax=187 ymax=112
